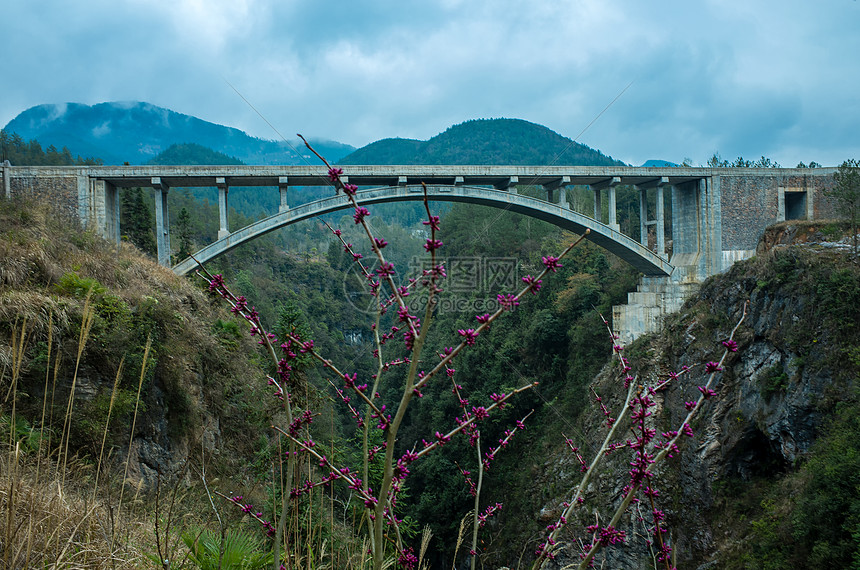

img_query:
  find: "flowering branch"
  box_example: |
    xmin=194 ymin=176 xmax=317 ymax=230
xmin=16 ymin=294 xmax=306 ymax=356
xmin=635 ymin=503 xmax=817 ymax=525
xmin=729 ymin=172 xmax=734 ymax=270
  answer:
xmin=415 ymin=231 xmax=590 ymax=392
xmin=571 ymin=301 xmax=748 ymax=569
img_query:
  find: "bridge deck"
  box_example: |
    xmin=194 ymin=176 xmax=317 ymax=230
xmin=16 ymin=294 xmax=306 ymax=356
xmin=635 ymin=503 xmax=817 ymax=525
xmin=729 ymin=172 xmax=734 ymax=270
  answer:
xmin=78 ymin=164 xmax=712 ymax=188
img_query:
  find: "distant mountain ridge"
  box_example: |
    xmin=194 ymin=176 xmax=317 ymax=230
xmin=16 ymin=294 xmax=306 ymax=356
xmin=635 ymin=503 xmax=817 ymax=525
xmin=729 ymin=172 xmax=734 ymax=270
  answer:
xmin=338 ymin=118 xmax=627 ymax=166
xmin=3 ymin=102 xmax=354 ymax=165
xmin=5 ymin=103 xmax=636 ymax=168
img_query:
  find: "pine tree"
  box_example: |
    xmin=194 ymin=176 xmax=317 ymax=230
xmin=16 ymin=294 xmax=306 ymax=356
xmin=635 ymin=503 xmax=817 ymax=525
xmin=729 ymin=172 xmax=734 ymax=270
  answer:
xmin=825 ymin=159 xmax=860 ymax=253
xmin=121 ymin=188 xmax=156 ymax=255
xmin=175 ymin=207 xmax=193 ymax=260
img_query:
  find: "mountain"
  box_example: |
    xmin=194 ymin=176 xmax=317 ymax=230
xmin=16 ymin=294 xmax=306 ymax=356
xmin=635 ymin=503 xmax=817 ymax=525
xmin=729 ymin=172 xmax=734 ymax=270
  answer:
xmin=338 ymin=118 xmax=627 ymax=166
xmin=3 ymin=102 xmax=354 ymax=165
xmin=147 ymin=142 xmax=245 ymax=166
xmin=641 ymin=159 xmax=679 ymax=167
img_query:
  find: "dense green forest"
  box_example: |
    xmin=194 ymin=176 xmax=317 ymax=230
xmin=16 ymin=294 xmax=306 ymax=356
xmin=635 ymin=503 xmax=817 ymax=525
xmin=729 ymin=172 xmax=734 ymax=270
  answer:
xmin=0 ymin=128 xmax=103 ymax=165
xmin=339 ymin=118 xmax=626 ymax=166
xmin=147 ymin=142 xmax=245 ymax=165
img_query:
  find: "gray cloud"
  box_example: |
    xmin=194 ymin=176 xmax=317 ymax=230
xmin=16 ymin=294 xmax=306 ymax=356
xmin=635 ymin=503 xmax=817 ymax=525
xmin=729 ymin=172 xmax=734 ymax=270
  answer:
xmin=2 ymin=0 xmax=859 ymax=166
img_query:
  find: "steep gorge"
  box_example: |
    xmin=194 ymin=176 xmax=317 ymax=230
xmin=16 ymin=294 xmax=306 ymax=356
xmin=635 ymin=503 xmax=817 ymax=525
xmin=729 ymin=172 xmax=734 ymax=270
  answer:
xmin=511 ymin=222 xmax=860 ymax=569
xmin=2 ymin=189 xmax=858 ymax=568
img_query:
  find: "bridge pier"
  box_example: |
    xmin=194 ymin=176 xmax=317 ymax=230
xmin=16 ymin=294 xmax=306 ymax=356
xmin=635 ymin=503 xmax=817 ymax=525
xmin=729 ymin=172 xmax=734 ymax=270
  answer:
xmin=279 ymin=176 xmax=290 ymax=213
xmin=217 ymin=177 xmax=230 ymax=239
xmin=636 ymin=177 xmax=669 ymax=258
xmin=152 ymin=177 xmax=171 ymax=267
xmin=543 ymin=176 xmax=570 ymax=205
xmin=656 ymin=181 xmax=666 ymax=258
xmin=608 ymin=182 xmax=619 ymax=231
xmin=86 ymin=178 xmax=121 ymax=244
xmin=2 ymin=160 xmax=10 ymax=199
xmin=613 ymin=176 xmax=725 ymax=343
xmin=592 ymin=177 xmax=621 ymax=231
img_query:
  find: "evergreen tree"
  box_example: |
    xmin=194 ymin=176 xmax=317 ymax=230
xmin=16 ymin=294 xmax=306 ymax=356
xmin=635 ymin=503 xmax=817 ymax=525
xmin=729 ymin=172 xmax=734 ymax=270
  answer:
xmin=121 ymin=187 xmax=156 ymax=255
xmin=175 ymin=207 xmax=193 ymax=260
xmin=825 ymin=159 xmax=860 ymax=253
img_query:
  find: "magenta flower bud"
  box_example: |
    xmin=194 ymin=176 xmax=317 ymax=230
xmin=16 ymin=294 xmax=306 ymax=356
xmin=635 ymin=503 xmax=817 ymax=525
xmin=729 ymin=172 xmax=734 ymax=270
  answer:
xmin=541 ymin=255 xmax=562 ymax=272
xmin=327 ymin=167 xmax=343 ymax=182
xmin=422 ymin=215 xmax=441 ymax=230
xmin=353 ymin=206 xmax=370 ymax=224
xmin=458 ymin=328 xmax=479 ymax=346
xmin=424 ymin=238 xmax=443 ymax=252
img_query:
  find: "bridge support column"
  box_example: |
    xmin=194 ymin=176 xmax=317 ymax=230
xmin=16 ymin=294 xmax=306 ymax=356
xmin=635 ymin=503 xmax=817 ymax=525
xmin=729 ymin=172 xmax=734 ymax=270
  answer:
xmin=152 ymin=177 xmax=171 ymax=267
xmin=608 ymin=183 xmax=619 ymax=231
xmin=670 ymin=181 xmax=701 ymax=280
xmin=670 ymin=176 xmax=721 ymax=281
xmin=89 ymin=179 xmax=119 ymax=243
xmin=495 ymin=176 xmax=518 ymax=194
xmin=217 ymin=177 xmax=229 ymax=239
xmin=103 ymin=180 xmax=120 ymax=245
xmin=639 ymin=186 xmax=648 ymax=245
xmin=2 ymin=161 xmax=10 ymax=199
xmin=77 ymin=176 xmax=90 ymax=228
xmin=656 ymin=180 xmax=666 ymax=258
xmin=279 ymin=176 xmax=290 ymax=213
xmin=777 ymin=186 xmax=786 ymax=222
xmin=544 ymin=176 xmax=570 ymax=206
xmin=592 ymin=176 xmax=621 ymax=230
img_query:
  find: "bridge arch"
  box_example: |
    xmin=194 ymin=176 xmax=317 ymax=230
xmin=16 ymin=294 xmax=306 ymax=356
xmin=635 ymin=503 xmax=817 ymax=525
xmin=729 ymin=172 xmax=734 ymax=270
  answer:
xmin=172 ymin=184 xmax=674 ymax=277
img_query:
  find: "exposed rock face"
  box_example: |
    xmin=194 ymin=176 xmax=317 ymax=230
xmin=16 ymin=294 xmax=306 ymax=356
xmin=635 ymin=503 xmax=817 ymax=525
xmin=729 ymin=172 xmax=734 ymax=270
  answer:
xmin=534 ymin=226 xmax=856 ymax=569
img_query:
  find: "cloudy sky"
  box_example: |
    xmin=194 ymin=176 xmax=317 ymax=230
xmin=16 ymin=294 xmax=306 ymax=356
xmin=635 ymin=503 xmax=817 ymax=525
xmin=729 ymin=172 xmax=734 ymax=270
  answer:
xmin=2 ymin=0 xmax=859 ymax=166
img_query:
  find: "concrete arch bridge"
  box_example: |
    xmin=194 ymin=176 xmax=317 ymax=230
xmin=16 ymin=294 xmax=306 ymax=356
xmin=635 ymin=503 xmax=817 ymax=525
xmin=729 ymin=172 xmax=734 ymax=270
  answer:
xmin=1 ymin=164 xmax=838 ymax=340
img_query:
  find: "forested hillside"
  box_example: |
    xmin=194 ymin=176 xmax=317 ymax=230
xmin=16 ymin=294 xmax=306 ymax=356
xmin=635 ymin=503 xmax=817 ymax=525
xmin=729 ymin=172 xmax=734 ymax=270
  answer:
xmin=147 ymin=142 xmax=244 ymax=166
xmin=339 ymin=118 xmax=626 ymax=166
xmin=1 ymin=128 xmax=102 ymax=165
xmin=3 ymin=102 xmax=355 ymax=165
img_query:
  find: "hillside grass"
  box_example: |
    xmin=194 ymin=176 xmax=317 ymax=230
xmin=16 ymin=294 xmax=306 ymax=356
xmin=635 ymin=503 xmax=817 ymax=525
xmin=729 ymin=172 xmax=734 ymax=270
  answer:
xmin=0 ymin=196 xmax=355 ymax=568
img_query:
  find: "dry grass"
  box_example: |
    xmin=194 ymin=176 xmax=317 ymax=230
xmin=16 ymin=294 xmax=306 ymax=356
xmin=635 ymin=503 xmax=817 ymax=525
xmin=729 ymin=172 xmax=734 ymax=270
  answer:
xmin=0 ymin=198 xmax=386 ymax=569
xmin=0 ymin=448 xmax=152 ymax=569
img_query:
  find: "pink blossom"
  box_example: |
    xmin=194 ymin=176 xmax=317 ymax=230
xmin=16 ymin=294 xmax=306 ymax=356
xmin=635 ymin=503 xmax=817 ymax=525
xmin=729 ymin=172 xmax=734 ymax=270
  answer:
xmin=424 ymin=238 xmax=443 ymax=252
xmin=522 ymin=274 xmax=543 ymax=294
xmin=458 ymin=328 xmax=479 ymax=346
xmin=327 ymin=167 xmax=343 ymax=182
xmin=423 ymin=215 xmax=441 ymax=230
xmin=541 ymin=255 xmax=563 ymax=272
xmin=353 ymin=206 xmax=370 ymax=224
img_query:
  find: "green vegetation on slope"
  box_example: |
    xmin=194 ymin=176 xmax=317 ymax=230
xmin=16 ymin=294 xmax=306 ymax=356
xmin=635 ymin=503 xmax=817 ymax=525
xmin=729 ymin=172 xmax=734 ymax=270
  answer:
xmin=1 ymin=128 xmax=103 ymax=165
xmin=339 ymin=118 xmax=626 ymax=166
xmin=147 ymin=142 xmax=245 ymax=165
xmin=4 ymin=101 xmax=355 ymax=165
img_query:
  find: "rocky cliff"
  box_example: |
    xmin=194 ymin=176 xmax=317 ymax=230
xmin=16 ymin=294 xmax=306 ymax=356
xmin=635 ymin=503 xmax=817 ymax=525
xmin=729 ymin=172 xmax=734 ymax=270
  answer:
xmin=526 ymin=221 xmax=860 ymax=569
